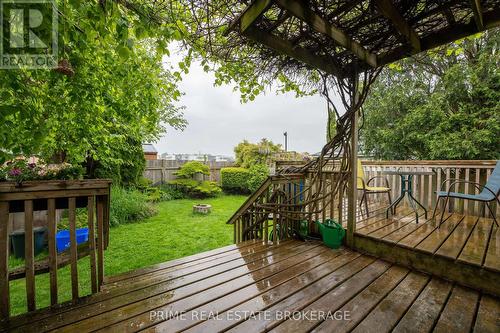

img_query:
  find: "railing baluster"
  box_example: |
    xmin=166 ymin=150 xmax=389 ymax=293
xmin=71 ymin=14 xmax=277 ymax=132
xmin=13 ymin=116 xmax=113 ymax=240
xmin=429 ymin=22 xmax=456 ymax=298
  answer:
xmin=464 ymin=168 xmax=470 ymax=215
xmin=97 ymin=196 xmax=105 ymax=289
xmin=69 ymin=197 xmax=79 ymax=300
xmin=485 ymin=169 xmax=492 ymax=217
xmin=88 ymin=196 xmax=97 ymax=294
xmin=427 ymin=168 xmax=433 ymax=211
xmin=475 ymin=168 xmax=480 ymax=216
xmin=47 ymin=199 xmax=57 ymax=305
xmin=25 ymin=200 xmax=36 ymax=311
xmin=330 ymin=173 xmax=334 ymax=220
xmin=0 ymin=201 xmax=10 ymax=320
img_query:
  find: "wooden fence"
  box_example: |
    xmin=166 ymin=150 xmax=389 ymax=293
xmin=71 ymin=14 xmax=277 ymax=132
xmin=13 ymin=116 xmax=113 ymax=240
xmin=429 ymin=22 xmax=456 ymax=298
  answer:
xmin=143 ymin=160 xmax=234 ymax=184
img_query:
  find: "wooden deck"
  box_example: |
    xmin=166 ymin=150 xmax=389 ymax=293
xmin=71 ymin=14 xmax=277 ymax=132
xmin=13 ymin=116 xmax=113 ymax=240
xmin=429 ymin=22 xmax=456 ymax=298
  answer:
xmin=1 ymin=240 xmax=499 ymax=333
xmin=356 ymin=208 xmax=499 ymax=271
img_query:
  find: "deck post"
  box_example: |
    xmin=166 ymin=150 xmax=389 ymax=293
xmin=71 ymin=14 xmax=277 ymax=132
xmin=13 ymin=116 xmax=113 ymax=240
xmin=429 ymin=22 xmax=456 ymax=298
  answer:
xmin=346 ymin=75 xmax=360 ymax=247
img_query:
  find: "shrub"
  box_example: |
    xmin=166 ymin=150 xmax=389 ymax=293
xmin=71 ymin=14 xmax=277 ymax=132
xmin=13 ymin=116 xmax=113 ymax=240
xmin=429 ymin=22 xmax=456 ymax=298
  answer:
xmin=58 ymin=208 xmax=88 ymax=231
xmin=247 ymin=164 xmax=269 ymax=192
xmin=109 ymin=186 xmax=158 ymax=226
xmin=158 ymin=184 xmax=187 ymax=200
xmin=169 ymin=179 xmax=221 ymax=198
xmin=220 ymin=167 xmax=252 ymax=193
xmin=175 ymin=161 xmax=210 ymax=178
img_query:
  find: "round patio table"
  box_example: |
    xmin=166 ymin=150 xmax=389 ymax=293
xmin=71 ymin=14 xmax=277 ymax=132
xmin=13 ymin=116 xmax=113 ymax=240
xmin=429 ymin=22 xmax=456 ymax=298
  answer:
xmin=383 ymin=170 xmax=435 ymax=223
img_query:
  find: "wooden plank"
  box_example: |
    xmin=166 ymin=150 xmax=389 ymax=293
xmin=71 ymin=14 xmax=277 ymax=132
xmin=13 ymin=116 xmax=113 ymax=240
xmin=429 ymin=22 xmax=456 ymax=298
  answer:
xmin=106 ymin=249 xmax=353 ymax=333
xmin=464 ymin=168 xmax=471 ymax=214
xmin=47 ymin=198 xmax=58 ymax=305
xmin=353 ymin=234 xmax=500 ymax=296
xmin=226 ymin=259 xmax=389 ymax=333
xmin=186 ymin=255 xmax=376 ymax=333
xmin=416 ymin=213 xmax=463 ymax=253
xmin=104 ymin=240 xmax=296 ymax=291
xmin=484 ymin=221 xmax=500 ymax=272
xmin=0 ymin=188 xmax=109 ymax=201
xmin=69 ymin=197 xmax=79 ymax=300
xmin=347 ymin=107 xmax=359 ymax=246
xmin=433 ymin=285 xmax=479 ymax=333
xmin=88 ymin=196 xmax=97 ymax=294
xmin=366 ymin=213 xmax=417 ymax=239
xmin=475 ymin=168 xmax=480 ymax=215
xmin=24 ymin=200 xmax=36 ymax=312
xmin=240 ymin=0 xmax=272 ymax=33
xmin=298 ymin=266 xmax=409 ymax=332
xmin=458 ymin=217 xmax=493 ymax=266
xmin=356 ymin=210 xmax=414 ymax=236
xmin=0 ymin=179 xmax=111 ymax=193
xmin=14 ymin=242 xmax=317 ymax=332
xmin=243 ymin=27 xmax=341 ymax=77
xmin=27 ymin=243 xmax=324 ymax=332
xmin=469 ymin=0 xmax=484 ymax=30
xmin=0 ymin=201 xmax=9 ymax=320
xmin=5 ymin=241 xmax=299 ymax=330
xmin=436 ymin=214 xmax=478 ymax=259
xmin=152 ymin=251 xmax=357 ymax=333
xmin=276 ymin=0 xmax=378 ymax=67
xmin=392 ymin=278 xmax=452 ymax=332
xmin=382 ymin=215 xmax=431 ymax=244
xmin=351 ymin=272 xmax=429 ymax=333
xmin=97 ymin=196 xmax=105 ymax=289
xmin=474 ymin=295 xmax=500 ymax=332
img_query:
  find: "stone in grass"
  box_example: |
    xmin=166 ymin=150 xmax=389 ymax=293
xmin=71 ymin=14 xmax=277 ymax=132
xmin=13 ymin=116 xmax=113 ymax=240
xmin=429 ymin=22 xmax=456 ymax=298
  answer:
xmin=193 ymin=204 xmax=212 ymax=215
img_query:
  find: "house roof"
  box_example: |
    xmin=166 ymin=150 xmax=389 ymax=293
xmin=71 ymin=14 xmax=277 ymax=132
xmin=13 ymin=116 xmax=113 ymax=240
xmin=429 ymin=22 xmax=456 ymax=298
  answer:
xmin=142 ymin=144 xmax=158 ymax=154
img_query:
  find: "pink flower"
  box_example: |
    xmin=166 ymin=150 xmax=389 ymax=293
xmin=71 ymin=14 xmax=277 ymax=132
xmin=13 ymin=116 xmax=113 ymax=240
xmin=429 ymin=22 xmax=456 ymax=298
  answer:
xmin=9 ymin=168 xmax=22 ymax=176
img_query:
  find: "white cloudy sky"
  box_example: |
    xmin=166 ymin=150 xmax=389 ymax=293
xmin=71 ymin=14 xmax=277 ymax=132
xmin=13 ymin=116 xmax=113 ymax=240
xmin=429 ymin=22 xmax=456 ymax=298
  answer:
xmin=155 ymin=51 xmax=334 ymax=157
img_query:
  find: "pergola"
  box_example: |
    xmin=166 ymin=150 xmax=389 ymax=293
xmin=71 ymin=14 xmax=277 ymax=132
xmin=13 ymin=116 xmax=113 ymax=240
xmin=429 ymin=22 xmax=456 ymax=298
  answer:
xmin=229 ymin=0 xmax=499 ymax=78
xmin=226 ymin=0 xmax=500 ymax=245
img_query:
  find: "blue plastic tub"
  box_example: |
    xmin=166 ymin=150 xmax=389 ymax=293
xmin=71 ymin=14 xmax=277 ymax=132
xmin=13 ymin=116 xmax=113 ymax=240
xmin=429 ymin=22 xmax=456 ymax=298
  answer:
xmin=56 ymin=228 xmax=89 ymax=253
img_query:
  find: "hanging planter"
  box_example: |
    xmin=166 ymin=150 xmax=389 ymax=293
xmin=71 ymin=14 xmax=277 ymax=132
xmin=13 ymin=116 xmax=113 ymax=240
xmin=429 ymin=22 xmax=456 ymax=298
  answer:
xmin=54 ymin=59 xmax=75 ymax=77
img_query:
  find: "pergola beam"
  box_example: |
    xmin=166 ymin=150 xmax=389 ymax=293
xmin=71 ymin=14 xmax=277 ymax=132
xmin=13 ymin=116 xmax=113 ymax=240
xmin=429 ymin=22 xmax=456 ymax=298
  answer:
xmin=275 ymin=0 xmax=378 ymax=68
xmin=240 ymin=0 xmax=273 ymax=33
xmin=243 ymin=27 xmax=342 ymax=77
xmin=375 ymin=0 xmax=421 ymax=52
xmin=469 ymin=0 xmax=484 ymax=30
xmin=378 ymin=9 xmax=500 ymax=66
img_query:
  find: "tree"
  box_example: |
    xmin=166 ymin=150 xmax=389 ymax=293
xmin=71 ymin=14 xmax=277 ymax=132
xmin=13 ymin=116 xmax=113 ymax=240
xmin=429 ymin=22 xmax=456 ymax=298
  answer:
xmin=0 ymin=1 xmax=187 ymax=184
xmin=360 ymin=31 xmax=500 ymax=160
xmin=234 ymin=139 xmax=282 ymax=168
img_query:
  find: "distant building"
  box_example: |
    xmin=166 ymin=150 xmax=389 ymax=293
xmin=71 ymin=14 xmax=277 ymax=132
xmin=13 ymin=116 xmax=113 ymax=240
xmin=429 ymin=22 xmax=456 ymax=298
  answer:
xmin=142 ymin=144 xmax=158 ymax=160
xmin=158 ymin=152 xmax=234 ymax=163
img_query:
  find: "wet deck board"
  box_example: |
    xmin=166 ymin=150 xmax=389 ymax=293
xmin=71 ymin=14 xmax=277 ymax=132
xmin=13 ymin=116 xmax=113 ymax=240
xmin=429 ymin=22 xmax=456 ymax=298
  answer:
xmin=2 ymin=242 xmax=499 ymax=333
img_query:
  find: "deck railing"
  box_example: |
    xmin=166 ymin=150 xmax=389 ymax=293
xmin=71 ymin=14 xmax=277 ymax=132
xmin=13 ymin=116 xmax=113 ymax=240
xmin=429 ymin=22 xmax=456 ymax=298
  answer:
xmin=360 ymin=160 xmax=498 ymax=217
xmin=228 ymin=167 xmax=349 ymax=243
xmin=231 ymin=160 xmax=498 ymax=244
xmin=0 ymin=180 xmax=111 ymax=320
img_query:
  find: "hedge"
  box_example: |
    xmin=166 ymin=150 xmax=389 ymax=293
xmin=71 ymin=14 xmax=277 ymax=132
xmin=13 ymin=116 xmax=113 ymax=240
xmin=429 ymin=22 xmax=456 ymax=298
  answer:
xmin=220 ymin=167 xmax=252 ymax=193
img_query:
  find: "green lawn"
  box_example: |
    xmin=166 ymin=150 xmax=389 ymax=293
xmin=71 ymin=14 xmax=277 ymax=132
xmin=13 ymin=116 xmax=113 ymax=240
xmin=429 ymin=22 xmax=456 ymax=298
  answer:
xmin=9 ymin=194 xmax=247 ymax=316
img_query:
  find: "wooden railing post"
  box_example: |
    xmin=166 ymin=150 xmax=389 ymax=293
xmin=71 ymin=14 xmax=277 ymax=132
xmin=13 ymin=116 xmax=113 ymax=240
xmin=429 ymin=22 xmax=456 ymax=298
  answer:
xmin=347 ymin=111 xmax=359 ymax=247
xmin=0 ymin=201 xmax=10 ymax=320
xmin=47 ymin=198 xmax=58 ymax=305
xmin=96 ymin=196 xmax=105 ymax=290
xmin=24 ymin=200 xmax=35 ymax=311
xmin=69 ymin=197 xmax=79 ymax=300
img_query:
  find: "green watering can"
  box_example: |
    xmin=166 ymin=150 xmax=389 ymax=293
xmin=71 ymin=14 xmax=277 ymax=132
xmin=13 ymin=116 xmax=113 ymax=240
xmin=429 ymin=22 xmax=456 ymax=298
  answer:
xmin=315 ymin=219 xmax=345 ymax=249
